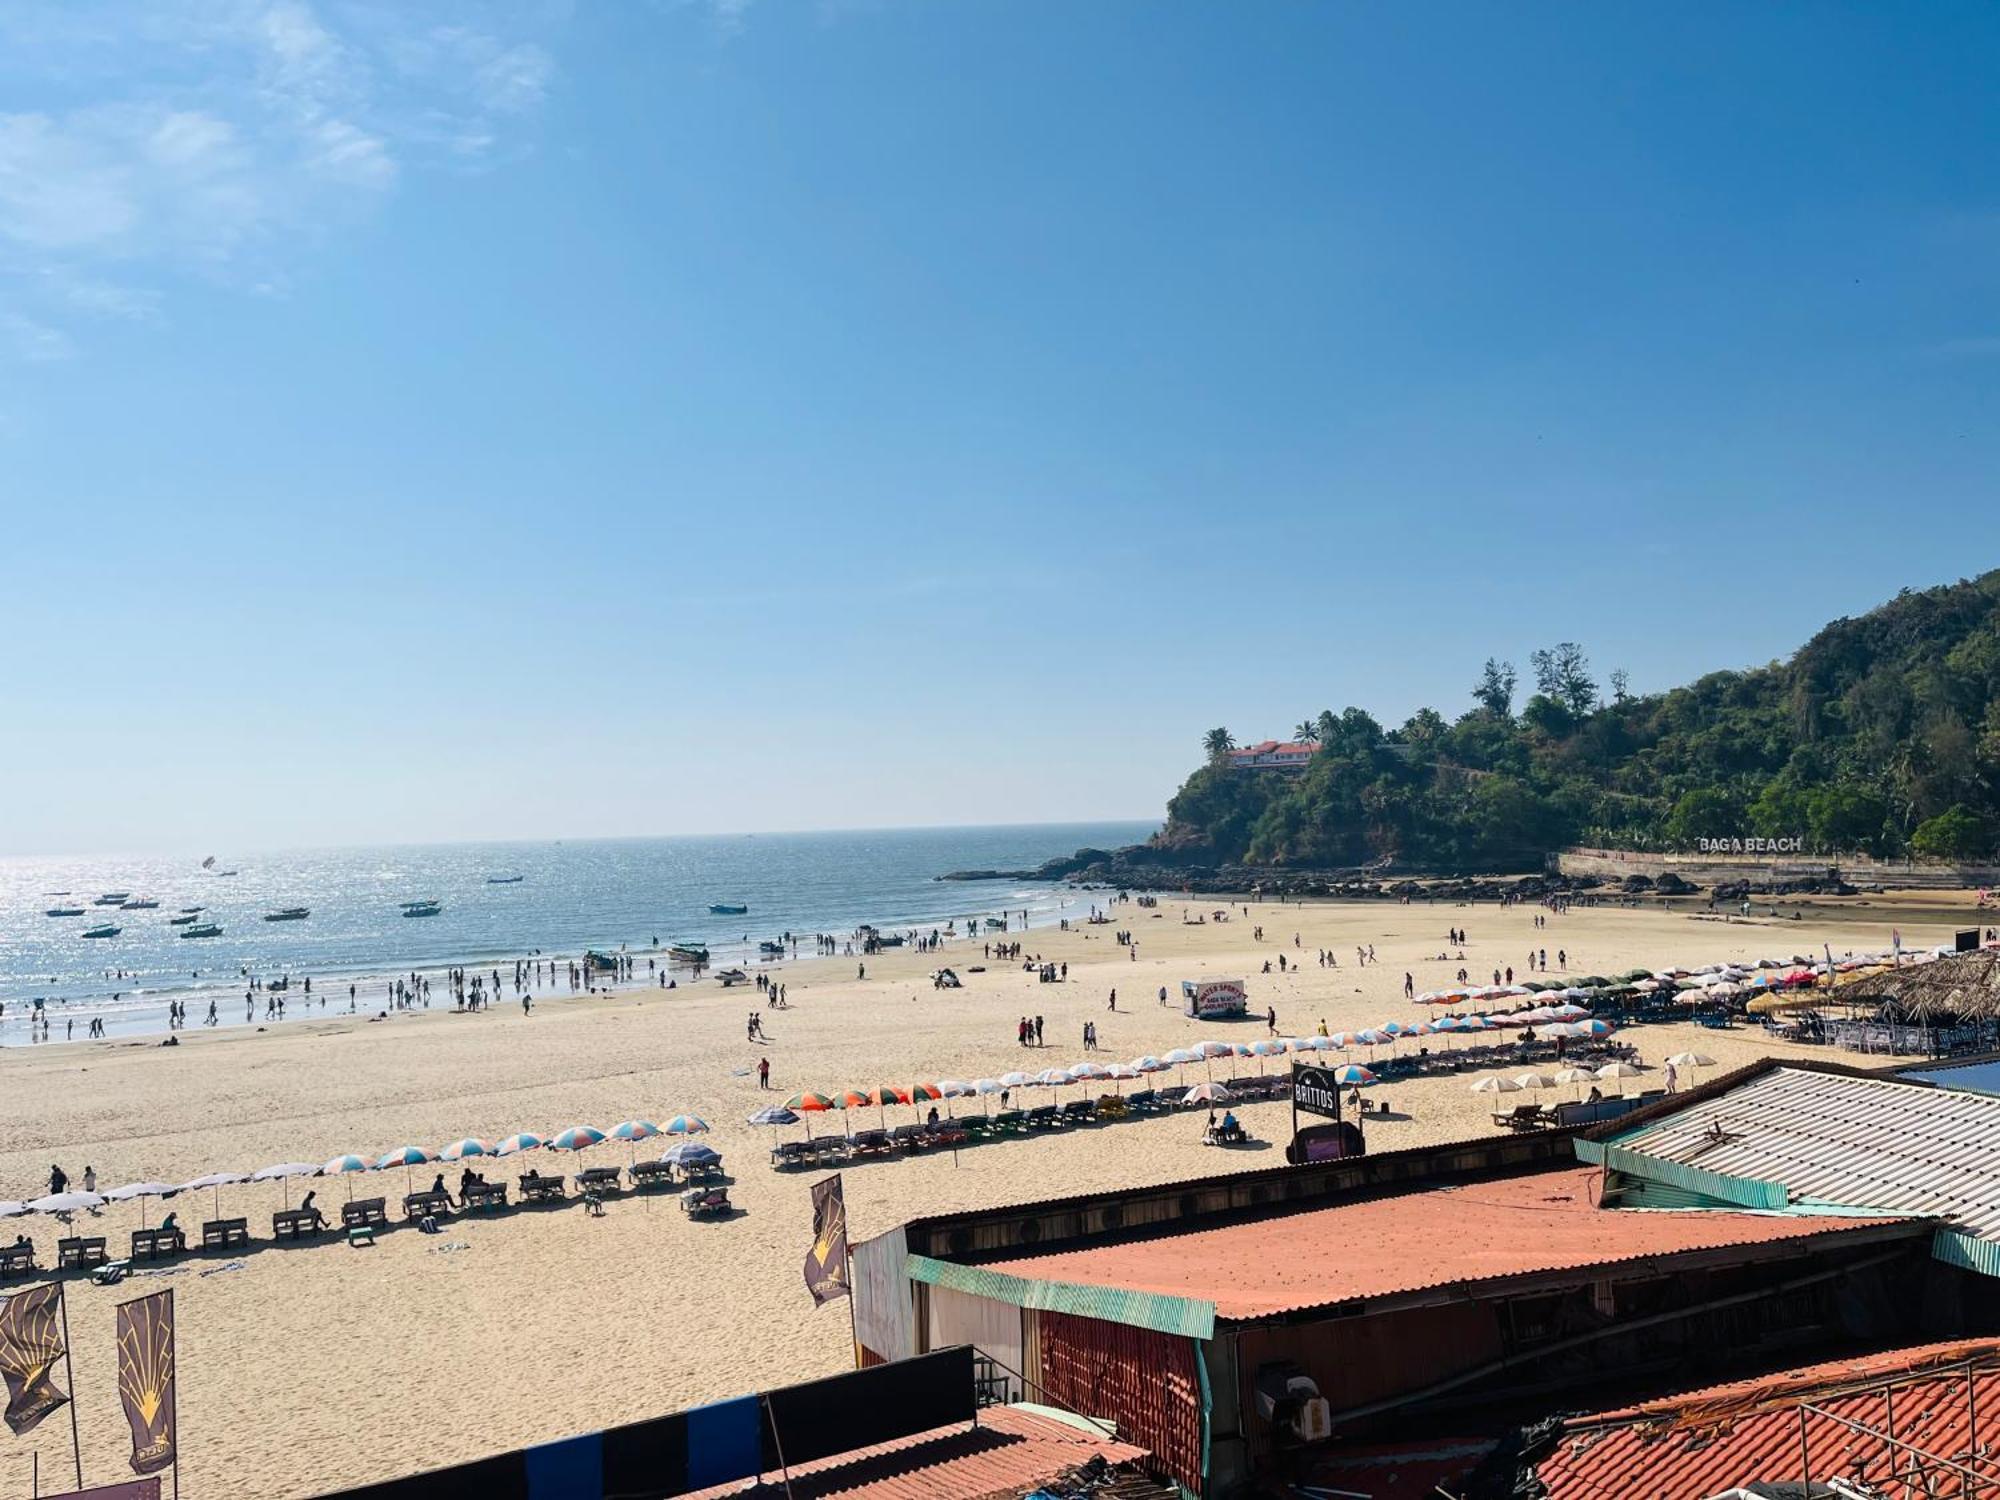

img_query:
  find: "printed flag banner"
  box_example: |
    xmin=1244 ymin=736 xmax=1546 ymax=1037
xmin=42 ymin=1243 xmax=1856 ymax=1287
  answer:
xmin=803 ymin=1174 xmax=851 ymax=1307
xmin=0 ymin=1282 xmax=71 ymax=1435
xmin=115 ymin=1290 xmax=177 ymax=1475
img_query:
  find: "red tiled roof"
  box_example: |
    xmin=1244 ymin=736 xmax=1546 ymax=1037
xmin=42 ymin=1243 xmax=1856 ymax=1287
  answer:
xmin=1301 ymin=1437 xmax=1500 ymax=1496
xmin=677 ymin=1404 xmax=1149 ymax=1500
xmin=1538 ymin=1338 xmax=2000 ymax=1500
xmin=984 ymin=1167 xmax=1917 ymax=1319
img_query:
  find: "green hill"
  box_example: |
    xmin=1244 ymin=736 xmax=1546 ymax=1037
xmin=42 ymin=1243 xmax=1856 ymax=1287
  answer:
xmin=1162 ymin=570 xmax=2000 ymax=872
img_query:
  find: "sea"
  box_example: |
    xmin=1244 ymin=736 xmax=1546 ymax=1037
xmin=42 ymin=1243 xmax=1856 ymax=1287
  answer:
xmin=0 ymin=822 xmax=1156 ymax=1043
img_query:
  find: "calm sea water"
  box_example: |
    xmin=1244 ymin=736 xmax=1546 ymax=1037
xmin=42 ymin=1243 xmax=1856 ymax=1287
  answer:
xmin=0 ymin=822 xmax=1154 ymax=1041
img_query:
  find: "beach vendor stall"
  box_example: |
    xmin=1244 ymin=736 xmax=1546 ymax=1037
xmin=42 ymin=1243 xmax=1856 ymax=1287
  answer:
xmin=1182 ymin=977 xmax=1249 ymax=1019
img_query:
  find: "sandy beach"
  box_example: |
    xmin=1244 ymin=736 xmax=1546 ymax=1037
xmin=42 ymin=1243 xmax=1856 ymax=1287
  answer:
xmin=0 ymin=888 xmax=1978 ymax=1498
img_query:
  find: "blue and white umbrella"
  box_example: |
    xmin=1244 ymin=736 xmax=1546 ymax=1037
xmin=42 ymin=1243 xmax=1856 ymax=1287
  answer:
xmin=321 ymin=1154 xmax=372 ymax=1202
xmin=609 ymin=1120 xmax=660 ymax=1142
xmin=376 ymin=1145 xmax=438 ymax=1192
xmin=659 ymin=1140 xmax=721 ymax=1170
xmin=747 ymin=1105 xmax=799 ymax=1128
xmin=440 ymin=1138 xmax=493 ymax=1161
xmin=494 ymin=1132 xmax=545 ymax=1157
xmin=661 ymin=1115 xmax=709 ymax=1136
xmin=549 ymin=1125 xmax=606 ymax=1152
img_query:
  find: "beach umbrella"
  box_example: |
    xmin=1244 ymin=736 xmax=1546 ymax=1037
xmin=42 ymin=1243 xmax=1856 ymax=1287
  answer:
xmin=999 ymin=1071 xmax=1033 ymax=1089
xmin=1069 ymin=1062 xmax=1109 ymax=1082
xmin=1249 ymin=1039 xmax=1286 ymax=1058
xmin=0 ymin=1202 xmax=24 ymax=1219
xmin=493 ymin=1133 xmax=546 ymax=1157
xmin=29 ymin=1191 xmax=105 ymax=1218
xmin=936 ymin=1080 xmax=972 ymax=1099
xmin=662 ymin=1115 xmax=710 ymax=1136
xmin=1129 ymin=1055 xmax=1168 ymax=1075
xmin=1164 ymin=1047 xmax=1202 ymax=1083
xmin=439 ymin=1138 xmax=495 ymax=1160
xmin=1595 ymin=1061 xmax=1644 ymax=1093
xmin=1182 ymin=1082 xmax=1232 ymax=1106
xmin=970 ymin=1077 xmax=1005 ymax=1115
xmin=549 ymin=1126 xmax=606 ymax=1153
xmin=101 ymin=1181 xmax=178 ymax=1230
xmin=1195 ymin=1040 xmax=1232 ymax=1059
xmin=1553 ymin=1066 xmax=1597 ymax=1098
xmin=1330 ymin=1065 xmax=1377 ymax=1087
xmin=1665 ymin=1052 xmax=1716 ymax=1069
xmin=1104 ymin=1062 xmax=1140 ymax=1093
xmin=375 ymin=1146 xmax=438 ymax=1195
xmin=321 ymin=1153 xmax=374 ymax=1203
xmin=251 ymin=1160 xmax=322 ymax=1211
xmin=780 ymin=1094 xmax=834 ymax=1135
xmin=747 ymin=1105 xmax=799 ymax=1127
xmin=659 ymin=1140 xmax=721 ymax=1173
xmin=1379 ymin=1020 xmax=1407 ymax=1037
xmin=1573 ymin=1019 xmax=1615 ymax=1039
xmin=181 ymin=1169 xmax=248 ymax=1218
xmin=1516 ymin=1073 xmax=1558 ymax=1091
xmin=609 ymin=1121 xmax=660 ymax=1143
xmin=1470 ymin=1075 xmax=1521 ymax=1094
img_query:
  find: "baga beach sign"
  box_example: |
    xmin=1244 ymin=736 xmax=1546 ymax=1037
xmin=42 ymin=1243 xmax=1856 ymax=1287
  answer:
xmin=1695 ymin=837 xmax=1805 ymax=854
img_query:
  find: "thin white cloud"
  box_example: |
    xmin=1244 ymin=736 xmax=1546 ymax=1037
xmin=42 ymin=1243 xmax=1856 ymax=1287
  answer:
xmin=0 ymin=0 xmax=560 ymax=359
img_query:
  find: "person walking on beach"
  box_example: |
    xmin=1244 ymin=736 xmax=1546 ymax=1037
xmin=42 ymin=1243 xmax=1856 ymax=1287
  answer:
xmin=1107 ymin=988 xmax=1117 ymax=1011
xmin=757 ymin=1056 xmax=771 ymax=1090
xmin=49 ymin=1164 xmax=66 ymax=1196
xmin=1266 ymin=1006 xmax=1278 ymax=1036
xmin=1034 ymin=1015 xmax=1044 ymax=1046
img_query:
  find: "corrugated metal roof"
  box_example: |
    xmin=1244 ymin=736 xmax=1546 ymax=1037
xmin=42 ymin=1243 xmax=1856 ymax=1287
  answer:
xmin=978 ymin=1167 xmax=1917 ymax=1322
xmin=675 ymin=1403 xmax=1150 ymax=1500
xmin=907 ymin=1254 xmax=1217 ymax=1339
xmin=1537 ymin=1338 xmax=2000 ymax=1499
xmin=1596 ymin=1066 xmax=2000 ymax=1240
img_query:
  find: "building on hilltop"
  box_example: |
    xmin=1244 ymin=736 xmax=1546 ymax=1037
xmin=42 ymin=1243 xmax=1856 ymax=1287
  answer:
xmin=1225 ymin=740 xmax=1315 ymax=771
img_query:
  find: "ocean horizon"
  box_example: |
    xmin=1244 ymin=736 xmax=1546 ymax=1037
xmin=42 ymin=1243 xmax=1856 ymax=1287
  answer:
xmin=0 ymin=821 xmax=1157 ymax=1036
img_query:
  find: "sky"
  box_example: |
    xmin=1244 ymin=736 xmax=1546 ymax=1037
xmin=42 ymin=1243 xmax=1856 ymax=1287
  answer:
xmin=1 ymin=1 xmax=1996 ymax=856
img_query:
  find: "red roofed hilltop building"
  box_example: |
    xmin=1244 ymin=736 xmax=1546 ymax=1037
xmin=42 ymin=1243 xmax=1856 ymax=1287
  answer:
xmin=844 ymin=1057 xmax=2000 ymax=1499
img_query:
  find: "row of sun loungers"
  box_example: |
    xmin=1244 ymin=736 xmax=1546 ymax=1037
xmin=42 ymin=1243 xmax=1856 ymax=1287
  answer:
xmin=0 ymin=1162 xmax=728 ymax=1276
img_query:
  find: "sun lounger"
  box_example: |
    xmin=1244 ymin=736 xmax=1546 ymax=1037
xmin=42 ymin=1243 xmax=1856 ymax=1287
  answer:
xmin=342 ymin=1198 xmax=388 ymax=1230
xmin=1025 ymin=1104 xmax=1062 ymax=1129
xmin=0 ymin=1242 xmax=33 ymax=1279
xmin=680 ymin=1186 xmax=730 ymax=1217
xmin=200 ymin=1218 xmax=250 ymax=1251
xmin=1126 ymin=1089 xmax=1158 ymax=1113
xmin=402 ymin=1190 xmax=453 ymax=1221
xmin=629 ymin=1161 xmax=675 ymax=1190
xmin=1062 ymin=1099 xmax=1098 ymax=1123
xmin=576 ymin=1167 xmax=623 ymax=1194
xmin=1493 ymin=1103 xmax=1552 ymax=1132
xmin=462 ymin=1182 xmax=508 ymax=1211
xmin=517 ymin=1172 xmax=566 ymax=1203
xmin=769 ymin=1141 xmax=812 ymax=1168
xmin=271 ymin=1209 xmax=325 ymax=1240
xmin=890 ymin=1123 xmax=930 ymax=1149
xmin=131 ymin=1226 xmax=186 ymax=1260
xmin=58 ymin=1235 xmax=108 ymax=1270
xmin=849 ymin=1129 xmax=897 ymax=1156
xmin=926 ymin=1122 xmax=969 ymax=1147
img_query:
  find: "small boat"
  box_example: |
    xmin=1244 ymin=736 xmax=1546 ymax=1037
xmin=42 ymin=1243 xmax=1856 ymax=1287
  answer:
xmin=713 ymin=967 xmax=750 ymax=986
xmin=486 ymin=875 xmax=524 ymax=885
xmin=708 ymin=904 xmax=748 ymax=916
xmin=120 ymin=898 xmax=160 ymax=910
xmin=263 ymin=908 xmax=310 ymax=922
xmin=94 ymin=893 xmax=131 ymax=906
xmin=179 ymin=907 xmax=204 ymax=914
xmin=401 ymin=900 xmax=441 ymax=918
xmin=757 ymin=941 xmax=786 ymax=956
xmin=212 ymin=870 xmax=239 ymax=877
xmin=45 ymin=906 xmax=85 ymax=917
xmin=668 ymin=943 xmax=710 ymax=964
xmin=82 ymin=924 xmax=121 ymax=939
xmin=179 ymin=924 xmax=222 ymax=939
xmin=167 ymin=913 xmax=200 ymax=926
xmin=584 ymin=950 xmax=619 ymax=974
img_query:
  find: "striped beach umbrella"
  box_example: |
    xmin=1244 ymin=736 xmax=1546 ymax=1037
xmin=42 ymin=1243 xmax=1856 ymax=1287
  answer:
xmin=549 ymin=1126 xmax=606 ymax=1152
xmin=439 ymin=1138 xmax=494 ymax=1160
xmin=784 ymin=1092 xmax=835 ymax=1113
xmin=376 ymin=1146 xmax=437 ymax=1193
xmin=1129 ymin=1056 xmax=1168 ymax=1074
xmin=906 ymin=1083 xmax=945 ymax=1119
xmin=494 ymin=1132 xmax=545 ymax=1157
xmin=1330 ymin=1064 xmax=1377 ymax=1087
xmin=1183 ymin=1082 xmax=1232 ymax=1106
xmin=609 ymin=1121 xmax=660 ymax=1142
xmin=321 ymin=1153 xmax=373 ymax=1202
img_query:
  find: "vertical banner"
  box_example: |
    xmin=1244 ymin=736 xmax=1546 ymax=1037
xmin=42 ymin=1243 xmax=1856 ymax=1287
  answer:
xmin=0 ymin=1282 xmax=71 ymax=1435
xmin=803 ymin=1175 xmax=850 ymax=1306
xmin=114 ymin=1290 xmax=177 ymax=1476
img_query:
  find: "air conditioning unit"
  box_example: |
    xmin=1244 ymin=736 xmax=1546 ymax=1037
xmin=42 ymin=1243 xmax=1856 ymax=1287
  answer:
xmin=1253 ymin=1361 xmax=1331 ymax=1445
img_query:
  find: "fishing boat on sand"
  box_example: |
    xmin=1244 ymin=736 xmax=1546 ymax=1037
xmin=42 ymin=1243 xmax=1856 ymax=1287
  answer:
xmin=708 ymin=904 xmax=748 ymax=915
xmin=263 ymin=908 xmax=310 ymax=922
xmin=82 ymin=924 xmax=120 ymax=939
xmin=179 ymin=924 xmax=222 ymax=939
xmin=668 ymin=943 xmax=710 ymax=964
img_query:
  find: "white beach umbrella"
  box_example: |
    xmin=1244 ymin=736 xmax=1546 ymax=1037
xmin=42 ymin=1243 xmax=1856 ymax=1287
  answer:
xmin=936 ymin=1080 xmax=972 ymax=1098
xmin=1470 ymin=1075 xmax=1521 ymax=1094
xmin=181 ymin=1169 xmax=247 ymax=1218
xmin=30 ymin=1191 xmax=105 ymax=1217
xmin=0 ymin=1202 xmax=25 ymax=1219
xmin=1515 ymin=1073 xmax=1558 ymax=1091
xmin=1182 ymin=1082 xmax=1232 ymax=1106
xmin=1665 ymin=1052 xmax=1716 ymax=1069
xmin=251 ymin=1160 xmax=322 ymax=1210
xmin=999 ymin=1071 xmax=1032 ymax=1089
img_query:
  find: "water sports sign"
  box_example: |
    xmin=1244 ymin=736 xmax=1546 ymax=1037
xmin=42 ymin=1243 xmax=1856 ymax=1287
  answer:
xmin=1182 ymin=979 xmax=1248 ymax=1019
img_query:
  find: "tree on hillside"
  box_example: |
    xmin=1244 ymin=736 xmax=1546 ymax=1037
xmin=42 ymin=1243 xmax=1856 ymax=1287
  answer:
xmin=1400 ymin=707 xmax=1448 ymax=750
xmin=1315 ymin=709 xmax=1340 ymax=745
xmin=1293 ymin=720 xmax=1321 ymax=745
xmin=1912 ymin=805 xmax=1990 ymax=861
xmin=1609 ymin=668 xmax=1632 ymax=704
xmin=1473 ymin=659 xmax=1518 ymax=718
xmin=1531 ymin=642 xmax=1598 ymax=717
xmin=1202 ymin=727 xmax=1236 ymax=765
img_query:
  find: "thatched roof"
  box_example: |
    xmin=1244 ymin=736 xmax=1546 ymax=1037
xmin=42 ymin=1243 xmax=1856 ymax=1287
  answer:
xmin=1842 ymin=948 xmax=2000 ymax=1023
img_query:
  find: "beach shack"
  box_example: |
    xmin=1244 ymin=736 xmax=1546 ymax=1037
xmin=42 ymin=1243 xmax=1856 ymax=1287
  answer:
xmin=1183 ymin=978 xmax=1248 ymax=1019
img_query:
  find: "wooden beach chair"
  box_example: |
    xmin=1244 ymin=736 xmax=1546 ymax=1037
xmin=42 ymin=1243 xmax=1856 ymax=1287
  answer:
xmin=342 ymin=1198 xmax=388 ymax=1230
xmin=57 ymin=1235 xmax=108 ymax=1270
xmin=0 ymin=1240 xmax=34 ymax=1279
xmin=131 ymin=1226 xmax=186 ymax=1260
xmin=271 ymin=1209 xmax=323 ymax=1241
xmin=201 ymin=1218 xmax=250 ymax=1251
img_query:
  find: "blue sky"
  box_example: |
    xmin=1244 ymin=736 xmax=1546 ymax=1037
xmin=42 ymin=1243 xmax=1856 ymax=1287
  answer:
xmin=1 ymin=1 xmax=1996 ymax=855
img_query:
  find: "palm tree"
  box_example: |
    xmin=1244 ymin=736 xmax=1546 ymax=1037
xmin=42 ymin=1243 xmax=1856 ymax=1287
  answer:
xmin=1293 ymin=720 xmax=1321 ymax=746
xmin=1202 ymin=727 xmax=1236 ymax=764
